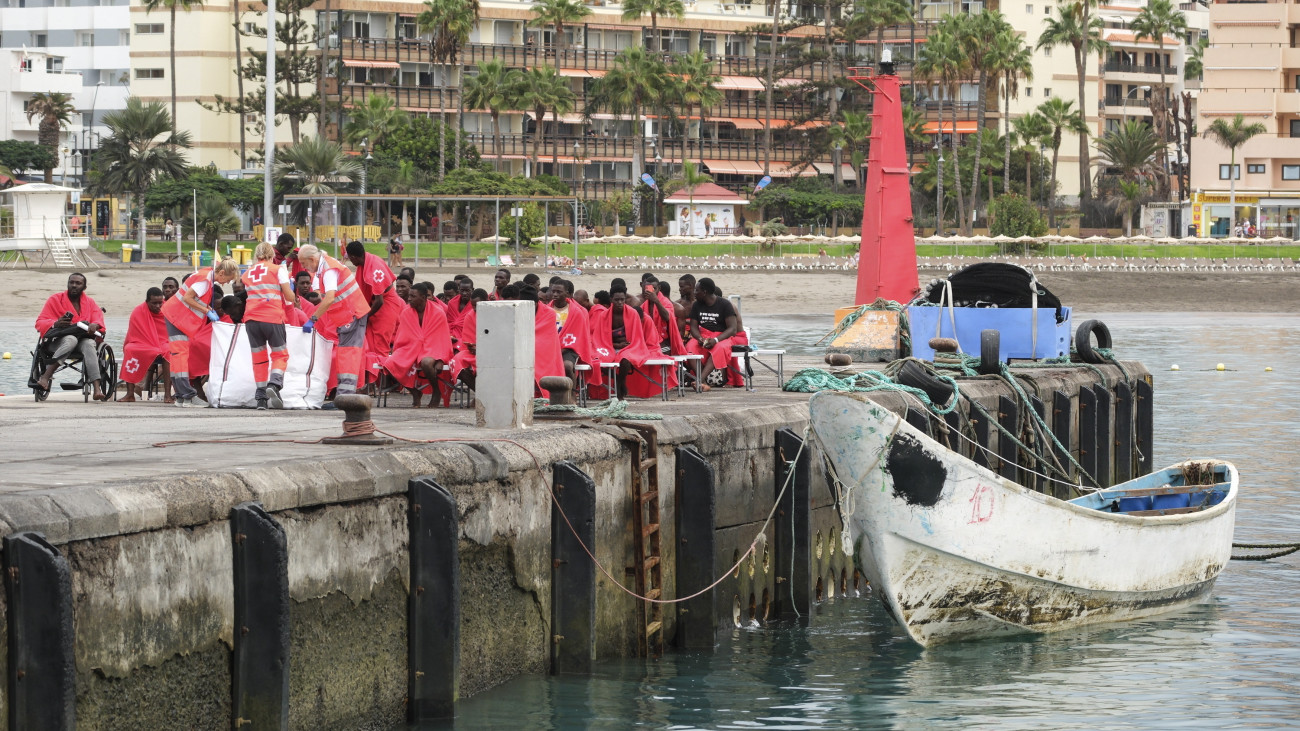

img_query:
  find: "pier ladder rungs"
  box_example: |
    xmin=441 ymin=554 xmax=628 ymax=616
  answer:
xmin=618 ymin=420 xmax=665 ymax=659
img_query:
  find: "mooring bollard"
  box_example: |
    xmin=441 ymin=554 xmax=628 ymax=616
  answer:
xmin=408 ymin=477 xmax=460 ymax=722
xmin=321 ymin=393 xmax=392 ymax=446
xmin=824 ymin=353 xmax=853 ymax=367
xmin=551 ymin=461 xmax=596 ymax=674
xmin=675 ymin=445 xmax=717 ymax=650
xmin=540 ymin=376 xmax=575 ymax=406
xmin=774 ymin=428 xmax=810 ymax=620
xmin=230 ymin=502 xmax=290 ymax=731
xmin=4 ymin=532 xmax=75 ymax=731
xmin=928 ymin=337 xmax=959 ymax=353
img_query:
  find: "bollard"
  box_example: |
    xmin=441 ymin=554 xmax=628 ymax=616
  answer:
xmin=1114 ymin=382 xmax=1134 ymax=484
xmin=321 ymin=393 xmax=393 ymax=445
xmin=773 ymin=428 xmax=810 ymax=619
xmin=1094 ymin=385 xmax=1112 ymax=488
xmin=476 ymin=301 xmax=535 ymax=429
xmin=4 ymin=532 xmax=75 ymax=731
xmin=928 ymin=337 xmax=960 ymax=353
xmin=408 ymin=477 xmax=460 ymax=722
xmin=824 ymin=353 xmax=853 ymax=367
xmin=551 ymin=461 xmax=596 ymax=674
xmin=540 ymin=376 xmax=575 ymax=406
xmin=675 ymin=446 xmax=717 ymax=650
xmin=230 ymin=502 xmax=290 ymax=731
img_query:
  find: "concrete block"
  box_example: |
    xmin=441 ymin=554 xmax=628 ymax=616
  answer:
xmin=0 ymin=494 xmax=70 ymax=544
xmin=475 ymin=301 xmax=535 ymax=429
xmin=49 ymin=487 xmax=120 ymax=541
xmin=457 ymin=444 xmax=510 ymax=482
xmin=96 ymin=483 xmax=168 ymax=536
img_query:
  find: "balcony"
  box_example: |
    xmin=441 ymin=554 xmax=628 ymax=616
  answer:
xmin=472 ymin=133 xmax=822 ymax=164
xmin=1103 ymin=97 xmax=1151 ymax=109
xmin=1104 ymin=61 xmax=1179 ymax=76
xmin=324 ymin=78 xmax=462 ymax=111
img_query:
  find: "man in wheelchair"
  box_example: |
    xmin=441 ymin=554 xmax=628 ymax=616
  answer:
xmin=33 ymin=272 xmax=110 ymax=401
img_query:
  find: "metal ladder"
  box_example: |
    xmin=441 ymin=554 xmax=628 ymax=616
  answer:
xmin=620 ymin=421 xmax=664 ymax=658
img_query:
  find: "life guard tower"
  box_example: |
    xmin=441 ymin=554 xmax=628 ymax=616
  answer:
xmin=0 ymin=183 xmax=97 ymax=269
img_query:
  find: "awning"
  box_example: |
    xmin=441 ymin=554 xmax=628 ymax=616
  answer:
xmin=775 ymin=78 xmax=804 ymax=88
xmin=769 ymin=163 xmax=818 ymax=178
xmin=727 ymin=160 xmax=767 ymax=175
xmin=702 ymin=160 xmax=739 ymax=173
xmin=923 ymin=120 xmax=978 ymax=134
xmin=813 ymin=162 xmax=858 ymax=181
xmin=342 ymin=59 xmax=401 ymax=69
xmin=718 ymin=75 xmax=766 ymax=91
xmin=719 ymin=117 xmax=765 ymax=130
xmin=558 ymin=68 xmax=607 ymax=78
xmin=780 ymin=120 xmax=830 ymax=130
xmin=526 ymin=111 xmax=587 ymax=124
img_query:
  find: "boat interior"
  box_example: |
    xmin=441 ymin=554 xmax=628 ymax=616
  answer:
xmin=1068 ymin=462 xmax=1232 ymax=517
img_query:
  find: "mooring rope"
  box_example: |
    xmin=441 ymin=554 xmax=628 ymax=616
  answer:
xmin=783 ymin=363 xmax=961 ymax=416
xmin=815 ymin=299 xmax=913 ymax=355
xmin=532 ymin=398 xmax=663 ymax=420
xmin=1230 ymin=542 xmax=1300 ymax=561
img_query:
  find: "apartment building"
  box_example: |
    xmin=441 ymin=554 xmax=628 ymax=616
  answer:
xmin=0 ymin=0 xmax=132 ymax=182
xmin=2 ymin=48 xmax=84 ymax=181
xmin=1190 ymin=0 xmax=1300 ymax=238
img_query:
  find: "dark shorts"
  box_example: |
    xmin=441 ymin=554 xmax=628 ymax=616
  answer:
xmin=245 ymin=320 xmax=287 ymax=350
xmin=562 ymin=349 xmax=580 ymax=366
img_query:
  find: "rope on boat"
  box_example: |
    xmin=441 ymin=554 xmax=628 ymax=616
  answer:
xmin=532 ymin=398 xmax=663 ymax=420
xmin=783 ymin=360 xmax=962 ymax=415
xmin=1230 ymin=542 xmax=1300 ymax=561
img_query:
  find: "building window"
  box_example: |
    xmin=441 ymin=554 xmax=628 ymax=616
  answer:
xmin=1025 ymin=4 xmax=1033 ymax=12
xmin=1043 ymin=46 xmax=1051 ymax=57
xmin=32 ymin=33 xmax=47 ymax=47
xmin=136 ymin=23 xmax=164 ymax=34
xmin=1248 ymin=164 xmax=1265 ymax=174
xmin=1284 ymin=165 xmax=1300 ymax=180
xmin=1219 ymin=164 xmax=1240 ymax=180
xmin=135 ymin=68 xmax=165 ymax=80
xmin=1026 ymin=87 xmax=1032 ymax=96
xmin=1043 ymin=88 xmax=1052 ymax=97
xmin=79 ymin=32 xmax=95 ymax=47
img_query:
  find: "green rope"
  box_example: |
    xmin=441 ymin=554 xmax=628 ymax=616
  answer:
xmin=783 ymin=360 xmax=960 ymax=415
xmin=816 ymin=299 xmax=913 ymax=356
xmin=532 ymin=398 xmax=663 ymax=420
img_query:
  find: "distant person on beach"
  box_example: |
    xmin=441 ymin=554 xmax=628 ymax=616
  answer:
xmin=120 ymin=287 xmax=171 ymax=403
xmin=33 ymin=272 xmax=109 ymax=400
xmin=388 ymin=235 xmax=404 ymax=269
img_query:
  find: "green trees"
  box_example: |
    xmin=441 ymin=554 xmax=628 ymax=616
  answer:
xmin=959 ymin=11 xmax=1013 ymax=220
xmin=273 ymin=136 xmax=361 ymax=195
xmin=531 ymin=0 xmax=591 ymax=49
xmin=1203 ymin=115 xmax=1267 ymax=229
xmin=342 ymin=94 xmax=409 ymax=152
xmin=1095 ymin=120 xmax=1161 ymax=182
xmin=591 ymin=47 xmax=669 ymax=181
xmin=372 ymin=117 xmax=480 ymax=176
xmin=917 ymin=16 xmax=970 ymax=233
xmin=1012 ymin=112 xmax=1052 ymax=202
xmin=418 ymin=0 xmax=479 ymax=180
xmin=620 ymin=0 xmax=686 ymax=50
xmin=669 ymin=51 xmax=723 ymax=166
xmin=183 ymin=195 xmax=241 ymax=249
xmin=24 ymin=92 xmax=76 ymax=183
xmin=1106 ymin=180 xmax=1144 ymax=237
xmin=1037 ymin=97 xmax=1088 ymax=228
xmin=989 ymin=194 xmax=1047 ymax=238
xmin=0 ymin=140 xmax=57 ymax=178
xmin=829 ymin=111 xmax=871 ymax=191
xmin=512 ymin=65 xmax=575 ymax=171
xmin=1132 ymin=0 xmax=1187 ymax=199
xmin=95 ymin=98 xmax=192 ymax=247
xmin=462 ymin=60 xmax=520 ymax=166
xmin=141 ymin=0 xmax=203 ymax=138
xmin=1037 ymin=2 xmax=1107 ymax=204
xmin=992 ymin=30 xmax=1034 ymax=193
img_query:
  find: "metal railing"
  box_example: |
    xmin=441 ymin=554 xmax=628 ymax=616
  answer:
xmin=332 ymin=81 xmax=461 ymax=110
xmin=471 ymin=133 xmax=825 ymax=163
xmin=1104 ymin=61 xmax=1179 ymax=75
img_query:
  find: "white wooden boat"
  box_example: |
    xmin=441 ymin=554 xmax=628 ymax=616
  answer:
xmin=808 ymin=391 xmax=1238 ymax=647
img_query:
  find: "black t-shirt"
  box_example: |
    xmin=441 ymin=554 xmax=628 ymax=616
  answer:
xmin=690 ymin=297 xmax=736 ymax=334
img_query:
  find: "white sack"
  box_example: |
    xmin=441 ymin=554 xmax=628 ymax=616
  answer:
xmin=205 ymin=322 xmax=333 ymax=409
xmin=279 ymin=329 xmax=332 ymax=409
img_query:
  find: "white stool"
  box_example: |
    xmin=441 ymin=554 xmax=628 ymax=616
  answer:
xmin=752 ymin=349 xmax=787 ymax=387
xmin=644 ymin=358 xmax=675 ymax=401
xmin=574 ymin=363 xmax=591 ymax=407
xmin=600 ymin=362 xmax=620 ymax=399
xmin=674 ymin=354 xmax=705 ymax=395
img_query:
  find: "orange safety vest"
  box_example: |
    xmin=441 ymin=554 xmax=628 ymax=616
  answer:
xmin=315 ymin=254 xmax=371 ymax=327
xmin=241 ymin=260 xmax=287 ymax=324
xmin=162 ymin=267 xmax=215 ymax=330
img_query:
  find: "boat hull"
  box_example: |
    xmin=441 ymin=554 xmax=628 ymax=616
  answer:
xmin=808 ymin=391 xmax=1238 ymax=647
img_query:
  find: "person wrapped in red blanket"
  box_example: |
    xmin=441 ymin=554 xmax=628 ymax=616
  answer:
xmin=685 ymin=277 xmax=740 ymax=392
xmin=444 ymin=278 xmax=476 ymax=342
xmin=346 ymin=241 xmax=403 ymax=387
xmin=518 ymin=284 xmax=565 ymax=398
xmin=447 ymin=288 xmax=488 ymax=392
xmin=548 ymin=279 xmax=601 ymax=389
xmin=380 ymin=281 xmax=452 ymax=408
xmin=33 ymin=272 xmax=109 ymax=400
xmin=120 ymin=287 xmax=171 ymax=402
xmin=588 ymin=288 xmax=655 ymax=400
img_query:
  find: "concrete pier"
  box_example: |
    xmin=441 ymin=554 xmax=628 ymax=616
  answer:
xmin=0 ymin=356 xmax=1149 ymax=729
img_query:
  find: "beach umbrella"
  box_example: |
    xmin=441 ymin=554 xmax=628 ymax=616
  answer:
xmin=480 ymin=235 xmax=507 ymax=243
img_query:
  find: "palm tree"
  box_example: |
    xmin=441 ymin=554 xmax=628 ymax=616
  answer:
xmin=531 ymin=0 xmax=591 ymax=50
xmin=1106 ymin=179 xmax=1145 ymax=237
xmin=95 ymin=98 xmax=192 ymax=247
xmin=620 ymin=0 xmax=686 ymax=51
xmin=142 ymin=0 xmax=203 ymax=139
xmin=917 ymin=16 xmax=970 ymax=233
xmin=1037 ymin=97 xmax=1088 ymax=228
xmin=993 ymin=31 xmax=1034 ymax=193
xmin=901 ymin=103 xmax=926 ymax=171
xmin=342 ymin=94 xmax=409 ymax=152
xmin=829 ymin=110 xmax=871 ymax=190
xmin=462 ymin=60 xmax=521 ymax=167
xmin=1094 ymin=120 xmax=1161 ymax=182
xmin=670 ymin=51 xmax=722 ymax=166
xmin=388 ymin=160 xmax=425 ymax=237
xmin=183 ymin=195 xmax=240 ymax=249
xmin=273 ymin=136 xmax=362 ymax=197
xmin=417 ymin=0 xmax=479 ymax=182
xmin=511 ymin=66 xmax=574 ymax=173
xmin=959 ymin=11 xmax=1013 ymax=220
xmin=676 ymin=160 xmax=712 ymax=236
xmin=1012 ymin=112 xmax=1051 ymax=202
xmin=1185 ymin=37 xmax=1207 ymax=82
xmin=24 ymin=92 xmax=76 ymax=183
xmin=590 ymin=47 xmax=670 ymax=181
xmin=1132 ymin=0 xmax=1187 ymax=200
xmin=1203 ymin=115 xmax=1267 ymax=231
xmin=1037 ymin=2 xmax=1107 ymax=204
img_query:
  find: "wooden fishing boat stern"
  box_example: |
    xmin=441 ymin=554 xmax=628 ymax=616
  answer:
xmin=808 ymin=391 xmax=1238 ymax=647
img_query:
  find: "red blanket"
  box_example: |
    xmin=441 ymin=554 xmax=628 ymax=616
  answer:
xmin=448 ymin=306 xmax=477 ymax=380
xmin=358 ymin=253 xmax=402 ymax=373
xmin=555 ymin=301 xmax=600 ymax=386
xmin=382 ymin=299 xmax=452 ymax=390
xmin=35 ymin=291 xmax=105 ymax=336
xmin=590 ymin=303 xmax=652 ymax=369
xmin=534 ymin=302 xmax=566 ymax=398
xmin=120 ymin=302 xmax=168 ymax=384
xmin=641 ymin=291 xmax=687 ymax=355
xmin=445 ymin=295 xmax=474 ymax=341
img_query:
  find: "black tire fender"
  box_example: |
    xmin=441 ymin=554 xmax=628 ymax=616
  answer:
xmin=978 ymin=329 xmax=1001 ymax=375
xmin=1075 ymin=319 xmax=1112 ymax=364
xmin=897 ymin=359 xmax=955 ymax=407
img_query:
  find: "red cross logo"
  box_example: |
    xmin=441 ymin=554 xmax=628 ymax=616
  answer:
xmin=247 ymin=263 xmax=268 ymax=280
xmin=372 ymin=269 xmax=387 ymax=285
xmin=562 ymin=333 xmax=577 ymax=347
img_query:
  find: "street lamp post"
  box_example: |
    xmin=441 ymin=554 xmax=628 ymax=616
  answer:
xmin=934 ymin=142 xmax=944 ymax=236
xmin=1121 ymin=84 xmax=1151 ymax=124
xmin=654 ymin=152 xmax=662 ymax=238
xmin=359 ymin=138 xmax=371 ymax=230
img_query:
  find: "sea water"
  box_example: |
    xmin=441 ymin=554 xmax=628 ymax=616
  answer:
xmin=428 ymin=312 xmax=1300 ymax=730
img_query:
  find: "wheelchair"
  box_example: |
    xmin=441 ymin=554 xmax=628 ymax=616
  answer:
xmin=27 ymin=334 xmax=119 ymax=403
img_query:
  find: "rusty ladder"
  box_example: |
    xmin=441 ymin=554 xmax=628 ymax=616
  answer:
xmin=619 ymin=421 xmax=664 ymax=659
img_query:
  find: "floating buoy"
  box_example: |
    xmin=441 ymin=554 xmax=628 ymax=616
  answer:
xmin=1 ymin=352 xmax=10 ymax=359
xmin=1265 ymin=366 xmax=1273 ymax=372
xmin=1216 ymin=363 xmax=1226 ymax=371
xmin=1170 ymin=364 xmax=1180 ymax=371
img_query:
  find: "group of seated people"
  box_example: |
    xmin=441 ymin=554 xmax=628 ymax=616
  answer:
xmin=35 ymin=234 xmax=747 ymax=408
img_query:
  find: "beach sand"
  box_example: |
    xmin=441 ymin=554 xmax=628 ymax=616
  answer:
xmin=3 ymin=264 xmax=1297 ymax=321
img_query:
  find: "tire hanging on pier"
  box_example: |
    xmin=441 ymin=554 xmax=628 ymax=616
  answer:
xmin=1075 ymin=319 xmax=1113 ymax=364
